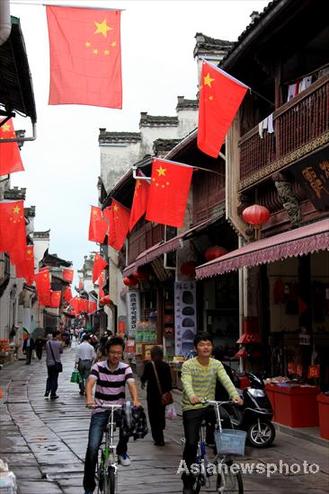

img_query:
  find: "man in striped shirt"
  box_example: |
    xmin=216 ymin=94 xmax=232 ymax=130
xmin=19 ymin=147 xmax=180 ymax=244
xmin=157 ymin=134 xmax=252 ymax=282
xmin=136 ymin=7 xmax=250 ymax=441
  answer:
xmin=181 ymin=333 xmax=243 ymax=494
xmin=83 ymin=336 xmax=140 ymax=494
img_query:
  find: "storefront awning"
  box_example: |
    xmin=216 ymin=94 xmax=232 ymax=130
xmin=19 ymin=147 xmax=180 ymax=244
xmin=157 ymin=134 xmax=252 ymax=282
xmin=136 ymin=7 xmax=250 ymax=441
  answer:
xmin=196 ymin=218 xmax=329 ymax=280
xmin=124 ymin=215 xmax=222 ymax=277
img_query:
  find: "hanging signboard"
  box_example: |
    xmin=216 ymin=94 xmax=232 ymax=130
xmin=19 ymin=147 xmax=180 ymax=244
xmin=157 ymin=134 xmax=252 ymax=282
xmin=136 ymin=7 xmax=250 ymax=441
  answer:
xmin=126 ymin=290 xmax=141 ymax=337
xmin=175 ymin=281 xmax=197 ymax=356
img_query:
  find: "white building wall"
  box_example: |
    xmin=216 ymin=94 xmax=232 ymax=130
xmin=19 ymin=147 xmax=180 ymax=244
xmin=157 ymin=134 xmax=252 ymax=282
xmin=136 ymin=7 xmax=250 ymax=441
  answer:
xmin=140 ymin=126 xmax=178 ymax=156
xmin=33 ymin=238 xmax=49 ymax=270
xmin=0 ymin=271 xmax=24 ymax=339
xmin=100 ymin=142 xmax=141 ymax=193
xmin=177 ymin=109 xmax=198 ymax=138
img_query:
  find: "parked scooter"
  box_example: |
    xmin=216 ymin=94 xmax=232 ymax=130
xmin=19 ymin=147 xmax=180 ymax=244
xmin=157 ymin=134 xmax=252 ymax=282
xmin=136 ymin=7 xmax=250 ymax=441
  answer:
xmin=222 ymin=371 xmax=276 ymax=448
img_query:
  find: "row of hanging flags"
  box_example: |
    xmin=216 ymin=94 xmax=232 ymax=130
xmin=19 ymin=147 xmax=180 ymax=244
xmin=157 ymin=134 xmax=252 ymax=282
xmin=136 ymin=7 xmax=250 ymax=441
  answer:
xmin=1 ymin=5 xmax=249 ymax=310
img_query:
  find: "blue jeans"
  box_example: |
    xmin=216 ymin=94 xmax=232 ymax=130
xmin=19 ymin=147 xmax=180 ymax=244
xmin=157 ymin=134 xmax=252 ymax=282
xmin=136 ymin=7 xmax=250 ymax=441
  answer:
xmin=83 ymin=410 xmax=128 ymax=493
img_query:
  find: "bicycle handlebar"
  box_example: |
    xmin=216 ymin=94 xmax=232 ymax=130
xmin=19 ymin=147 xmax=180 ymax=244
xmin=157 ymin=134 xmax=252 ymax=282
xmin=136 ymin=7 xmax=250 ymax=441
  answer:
xmin=202 ymin=399 xmax=235 ymax=406
xmin=86 ymin=403 xmax=123 ymax=409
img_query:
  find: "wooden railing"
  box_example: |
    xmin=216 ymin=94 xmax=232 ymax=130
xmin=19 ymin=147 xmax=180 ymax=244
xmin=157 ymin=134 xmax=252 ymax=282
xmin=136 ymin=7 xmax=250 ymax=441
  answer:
xmin=128 ymin=223 xmax=165 ymax=265
xmin=239 ymin=76 xmax=329 ymax=188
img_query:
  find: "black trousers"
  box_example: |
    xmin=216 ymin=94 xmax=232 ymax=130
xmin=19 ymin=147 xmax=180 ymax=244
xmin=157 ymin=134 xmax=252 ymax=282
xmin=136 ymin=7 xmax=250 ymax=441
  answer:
xmin=182 ymin=407 xmax=215 ymax=487
xmin=45 ymin=365 xmax=59 ymax=397
xmin=147 ymin=398 xmax=165 ymax=444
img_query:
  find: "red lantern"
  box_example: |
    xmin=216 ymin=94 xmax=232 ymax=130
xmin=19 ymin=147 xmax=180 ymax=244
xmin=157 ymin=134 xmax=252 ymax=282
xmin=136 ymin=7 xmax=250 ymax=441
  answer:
xmin=242 ymin=204 xmax=270 ymax=226
xmin=204 ymin=246 xmax=227 ymax=262
xmin=99 ymin=295 xmax=111 ymax=306
xmin=180 ymin=261 xmax=197 ymax=277
xmin=123 ymin=276 xmax=138 ymax=287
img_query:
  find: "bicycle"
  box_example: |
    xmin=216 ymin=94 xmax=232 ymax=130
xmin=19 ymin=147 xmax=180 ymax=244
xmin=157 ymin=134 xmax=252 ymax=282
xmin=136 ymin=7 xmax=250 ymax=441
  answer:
xmin=189 ymin=400 xmax=245 ymax=494
xmin=87 ymin=404 xmax=122 ymax=494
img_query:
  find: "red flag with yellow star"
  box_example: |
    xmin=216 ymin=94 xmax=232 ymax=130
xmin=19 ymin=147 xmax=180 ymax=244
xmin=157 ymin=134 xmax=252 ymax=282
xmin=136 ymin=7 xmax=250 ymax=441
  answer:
xmin=197 ymin=61 xmax=248 ymax=158
xmin=0 ymin=201 xmax=26 ymax=256
xmin=35 ymin=269 xmax=51 ymax=306
xmin=15 ymin=245 xmax=35 ymax=285
xmin=88 ymin=206 xmax=108 ymax=243
xmin=0 ymin=119 xmax=24 ymax=175
xmin=107 ymin=199 xmax=130 ymax=251
xmin=46 ymin=6 xmax=122 ymax=108
xmin=129 ymin=178 xmax=150 ymax=231
xmin=92 ymin=253 xmax=108 ymax=283
xmin=63 ymin=286 xmax=73 ymax=303
xmin=47 ymin=290 xmax=62 ymax=309
xmin=145 ymin=159 xmax=193 ymax=228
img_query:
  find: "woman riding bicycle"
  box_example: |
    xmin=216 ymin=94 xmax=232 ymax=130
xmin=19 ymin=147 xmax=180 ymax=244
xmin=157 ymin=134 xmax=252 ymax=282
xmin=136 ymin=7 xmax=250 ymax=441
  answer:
xmin=181 ymin=332 xmax=243 ymax=494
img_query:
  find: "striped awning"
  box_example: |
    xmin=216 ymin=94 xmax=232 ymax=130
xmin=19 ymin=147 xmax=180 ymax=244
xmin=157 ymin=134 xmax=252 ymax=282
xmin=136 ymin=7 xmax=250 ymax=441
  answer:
xmin=196 ymin=218 xmax=329 ymax=279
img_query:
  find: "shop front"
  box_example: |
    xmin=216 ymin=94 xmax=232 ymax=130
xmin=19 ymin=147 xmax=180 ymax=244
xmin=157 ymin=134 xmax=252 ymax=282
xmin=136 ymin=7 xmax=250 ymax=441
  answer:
xmin=196 ymin=218 xmax=329 ymax=436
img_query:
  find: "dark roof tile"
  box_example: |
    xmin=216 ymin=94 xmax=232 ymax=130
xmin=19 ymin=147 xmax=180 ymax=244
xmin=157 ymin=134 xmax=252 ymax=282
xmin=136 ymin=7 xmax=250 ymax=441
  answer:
xmin=139 ymin=112 xmax=178 ymax=127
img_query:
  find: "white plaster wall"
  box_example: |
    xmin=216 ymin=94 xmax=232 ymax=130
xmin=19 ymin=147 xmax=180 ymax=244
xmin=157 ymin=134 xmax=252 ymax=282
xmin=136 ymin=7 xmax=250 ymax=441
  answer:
xmin=100 ymin=142 xmax=141 ymax=193
xmin=33 ymin=238 xmax=49 ymax=270
xmin=140 ymin=126 xmax=178 ymax=156
xmin=177 ymin=109 xmax=198 ymax=138
xmin=0 ymin=272 xmax=24 ymax=339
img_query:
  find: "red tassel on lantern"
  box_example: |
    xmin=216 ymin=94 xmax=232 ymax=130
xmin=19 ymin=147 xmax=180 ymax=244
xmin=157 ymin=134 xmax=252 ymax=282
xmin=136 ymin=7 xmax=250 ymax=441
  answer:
xmin=242 ymin=204 xmax=270 ymax=226
xmin=204 ymin=246 xmax=227 ymax=262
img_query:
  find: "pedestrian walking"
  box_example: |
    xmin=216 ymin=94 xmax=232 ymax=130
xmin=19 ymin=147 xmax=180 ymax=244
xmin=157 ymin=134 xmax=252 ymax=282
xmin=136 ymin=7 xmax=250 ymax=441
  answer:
xmin=83 ymin=336 xmax=140 ymax=494
xmin=25 ymin=336 xmax=35 ymax=365
xmin=141 ymin=345 xmax=172 ymax=446
xmin=35 ymin=337 xmax=45 ymax=360
xmin=45 ymin=331 xmax=63 ymax=400
xmin=75 ymin=334 xmax=96 ymax=395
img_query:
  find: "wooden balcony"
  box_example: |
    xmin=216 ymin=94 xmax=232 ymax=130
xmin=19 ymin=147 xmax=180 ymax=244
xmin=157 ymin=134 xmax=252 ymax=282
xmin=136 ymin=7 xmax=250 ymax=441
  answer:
xmin=127 ymin=223 xmax=165 ymax=265
xmin=239 ymin=75 xmax=329 ymax=189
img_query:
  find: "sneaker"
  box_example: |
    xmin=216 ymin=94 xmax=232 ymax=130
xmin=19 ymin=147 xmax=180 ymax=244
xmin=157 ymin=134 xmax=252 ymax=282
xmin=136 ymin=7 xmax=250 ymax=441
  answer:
xmin=44 ymin=392 xmax=49 ymax=398
xmin=50 ymin=395 xmax=59 ymax=400
xmin=118 ymin=453 xmax=131 ymax=466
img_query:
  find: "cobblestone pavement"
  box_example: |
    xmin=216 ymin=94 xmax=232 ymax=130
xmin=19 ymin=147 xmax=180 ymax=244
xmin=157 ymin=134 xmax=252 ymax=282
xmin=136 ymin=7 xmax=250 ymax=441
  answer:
xmin=0 ymin=344 xmax=328 ymax=494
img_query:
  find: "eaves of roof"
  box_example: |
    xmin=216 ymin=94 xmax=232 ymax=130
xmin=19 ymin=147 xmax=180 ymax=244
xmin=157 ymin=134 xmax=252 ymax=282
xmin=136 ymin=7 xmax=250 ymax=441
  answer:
xmin=0 ymin=16 xmax=37 ymax=123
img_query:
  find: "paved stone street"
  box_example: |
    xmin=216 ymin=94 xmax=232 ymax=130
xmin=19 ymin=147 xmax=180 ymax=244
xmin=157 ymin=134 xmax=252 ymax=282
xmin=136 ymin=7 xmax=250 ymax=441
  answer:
xmin=0 ymin=345 xmax=328 ymax=494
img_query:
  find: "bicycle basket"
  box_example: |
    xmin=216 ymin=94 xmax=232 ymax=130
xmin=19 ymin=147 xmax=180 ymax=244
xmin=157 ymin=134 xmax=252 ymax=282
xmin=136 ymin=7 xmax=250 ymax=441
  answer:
xmin=214 ymin=429 xmax=246 ymax=456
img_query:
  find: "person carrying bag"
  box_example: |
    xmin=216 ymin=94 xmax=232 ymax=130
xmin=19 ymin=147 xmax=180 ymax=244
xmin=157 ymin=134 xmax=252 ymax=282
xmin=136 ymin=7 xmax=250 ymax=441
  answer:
xmin=141 ymin=346 xmax=173 ymax=446
xmin=45 ymin=331 xmax=63 ymax=400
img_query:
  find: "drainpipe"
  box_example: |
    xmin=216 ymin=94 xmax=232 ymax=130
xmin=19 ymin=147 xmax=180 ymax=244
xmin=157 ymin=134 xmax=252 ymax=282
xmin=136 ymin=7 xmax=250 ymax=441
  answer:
xmin=0 ymin=0 xmax=11 ymax=46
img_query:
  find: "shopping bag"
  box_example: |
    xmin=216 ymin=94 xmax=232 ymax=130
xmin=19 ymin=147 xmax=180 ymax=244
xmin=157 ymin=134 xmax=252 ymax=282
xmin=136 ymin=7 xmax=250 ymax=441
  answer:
xmin=165 ymin=403 xmax=177 ymax=420
xmin=70 ymin=369 xmax=81 ymax=383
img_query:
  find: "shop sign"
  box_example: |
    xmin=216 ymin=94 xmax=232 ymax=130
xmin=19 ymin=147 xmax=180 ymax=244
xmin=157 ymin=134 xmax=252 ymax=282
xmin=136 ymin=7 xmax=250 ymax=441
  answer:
xmin=308 ymin=364 xmax=320 ymax=379
xmin=175 ymin=281 xmax=197 ymax=356
xmin=290 ymin=150 xmax=329 ymax=210
xmin=126 ymin=290 xmax=141 ymax=337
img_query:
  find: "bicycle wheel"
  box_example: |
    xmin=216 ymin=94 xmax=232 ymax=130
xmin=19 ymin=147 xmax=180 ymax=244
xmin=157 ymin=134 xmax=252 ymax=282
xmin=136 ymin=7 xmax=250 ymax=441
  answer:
xmin=104 ymin=465 xmax=117 ymax=494
xmin=96 ymin=457 xmax=104 ymax=493
xmin=216 ymin=468 xmax=243 ymax=493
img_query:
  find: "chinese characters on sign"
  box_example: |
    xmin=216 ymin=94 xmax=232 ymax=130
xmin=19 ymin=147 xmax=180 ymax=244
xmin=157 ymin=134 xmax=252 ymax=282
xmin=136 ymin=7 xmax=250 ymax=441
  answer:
xmin=126 ymin=290 xmax=141 ymax=337
xmin=175 ymin=281 xmax=197 ymax=356
xmin=292 ymin=153 xmax=329 ymax=210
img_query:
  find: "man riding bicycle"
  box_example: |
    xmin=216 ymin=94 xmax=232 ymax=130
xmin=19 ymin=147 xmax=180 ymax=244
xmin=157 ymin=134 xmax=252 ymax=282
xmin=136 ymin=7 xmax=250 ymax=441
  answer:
xmin=83 ymin=336 xmax=140 ymax=494
xmin=181 ymin=333 xmax=243 ymax=494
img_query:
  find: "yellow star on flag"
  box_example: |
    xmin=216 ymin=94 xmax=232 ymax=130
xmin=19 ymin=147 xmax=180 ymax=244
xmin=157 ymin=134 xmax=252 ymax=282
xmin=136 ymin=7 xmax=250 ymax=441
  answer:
xmin=13 ymin=206 xmax=21 ymax=215
xmin=156 ymin=166 xmax=167 ymax=177
xmin=204 ymin=72 xmax=215 ymax=88
xmin=113 ymin=204 xmax=119 ymax=212
xmin=2 ymin=122 xmax=11 ymax=132
xmin=94 ymin=19 xmax=112 ymax=38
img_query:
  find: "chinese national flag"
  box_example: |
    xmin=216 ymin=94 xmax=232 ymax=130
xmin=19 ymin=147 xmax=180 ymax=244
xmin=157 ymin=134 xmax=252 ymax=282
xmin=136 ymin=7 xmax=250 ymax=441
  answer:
xmin=47 ymin=290 xmax=62 ymax=308
xmin=46 ymin=6 xmax=122 ymax=108
xmin=97 ymin=271 xmax=105 ymax=298
xmin=35 ymin=269 xmax=51 ymax=305
xmin=92 ymin=253 xmax=108 ymax=283
xmin=63 ymin=286 xmax=73 ymax=303
xmin=0 ymin=119 xmax=24 ymax=175
xmin=0 ymin=201 xmax=27 ymax=256
xmin=129 ymin=179 xmax=150 ymax=231
xmin=88 ymin=206 xmax=108 ymax=243
xmin=145 ymin=159 xmax=193 ymax=228
xmin=15 ymin=245 xmax=35 ymax=285
xmin=63 ymin=268 xmax=74 ymax=283
xmin=107 ymin=199 xmax=130 ymax=251
xmin=197 ymin=61 xmax=248 ymax=158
